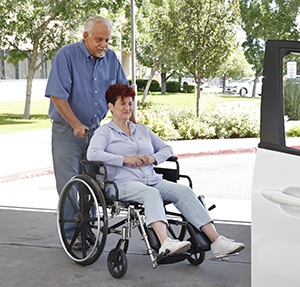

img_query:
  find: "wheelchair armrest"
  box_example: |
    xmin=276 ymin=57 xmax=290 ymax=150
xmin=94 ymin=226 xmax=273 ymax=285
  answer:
xmin=154 ymin=156 xmax=180 ymax=182
xmin=166 ymin=156 xmax=178 ymax=162
xmin=81 ymin=159 xmax=107 ymax=174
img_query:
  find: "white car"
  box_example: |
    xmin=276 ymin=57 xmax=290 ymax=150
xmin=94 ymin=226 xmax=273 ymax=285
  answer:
xmin=182 ymin=77 xmax=209 ymax=89
xmin=225 ymin=77 xmax=262 ymax=96
xmin=252 ymin=40 xmax=300 ymax=287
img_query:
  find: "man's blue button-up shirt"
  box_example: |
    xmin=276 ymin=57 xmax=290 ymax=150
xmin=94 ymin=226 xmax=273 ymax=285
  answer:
xmin=45 ymin=40 xmax=128 ymax=129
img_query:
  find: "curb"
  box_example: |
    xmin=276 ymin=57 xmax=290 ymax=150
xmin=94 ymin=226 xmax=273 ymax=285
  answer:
xmin=176 ymin=147 xmax=257 ymax=158
xmin=1 ymin=147 xmax=257 ymax=183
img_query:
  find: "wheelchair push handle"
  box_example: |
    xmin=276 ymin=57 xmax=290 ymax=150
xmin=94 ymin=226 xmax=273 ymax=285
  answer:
xmin=85 ymin=129 xmax=92 ymax=143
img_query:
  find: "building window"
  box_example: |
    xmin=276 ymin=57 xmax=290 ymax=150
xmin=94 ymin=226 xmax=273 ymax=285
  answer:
xmin=0 ymin=49 xmax=51 ymax=80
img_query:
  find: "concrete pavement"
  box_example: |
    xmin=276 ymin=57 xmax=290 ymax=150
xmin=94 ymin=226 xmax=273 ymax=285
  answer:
xmin=0 ymin=208 xmax=250 ymax=287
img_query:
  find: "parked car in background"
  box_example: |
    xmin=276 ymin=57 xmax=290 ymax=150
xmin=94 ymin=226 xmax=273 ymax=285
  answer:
xmin=182 ymin=77 xmax=209 ymax=90
xmin=225 ymin=77 xmax=263 ymax=96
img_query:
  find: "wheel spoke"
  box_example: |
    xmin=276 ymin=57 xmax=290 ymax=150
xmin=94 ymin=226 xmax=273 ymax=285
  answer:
xmin=69 ymin=228 xmax=80 ymax=247
xmin=67 ymin=193 xmax=79 ymax=214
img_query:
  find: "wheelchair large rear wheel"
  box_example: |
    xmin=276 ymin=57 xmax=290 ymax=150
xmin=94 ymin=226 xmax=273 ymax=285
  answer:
xmin=57 ymin=174 xmax=108 ymax=266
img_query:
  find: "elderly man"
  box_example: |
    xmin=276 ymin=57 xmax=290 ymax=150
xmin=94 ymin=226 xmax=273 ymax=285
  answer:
xmin=45 ymin=16 xmax=129 ymax=249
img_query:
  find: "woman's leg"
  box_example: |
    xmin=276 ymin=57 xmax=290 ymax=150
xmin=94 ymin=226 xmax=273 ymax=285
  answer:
xmin=107 ymin=181 xmax=191 ymax=254
xmin=201 ymin=222 xmax=219 ymax=243
xmin=154 ymin=180 xmax=245 ymax=257
xmin=151 ymin=221 xmax=168 ymax=245
xmin=154 ymin=180 xmax=213 ymax=231
xmin=107 ymin=181 xmax=168 ymax=226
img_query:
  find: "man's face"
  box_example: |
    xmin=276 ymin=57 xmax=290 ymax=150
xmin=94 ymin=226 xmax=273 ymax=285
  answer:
xmin=84 ymin=22 xmax=111 ymax=58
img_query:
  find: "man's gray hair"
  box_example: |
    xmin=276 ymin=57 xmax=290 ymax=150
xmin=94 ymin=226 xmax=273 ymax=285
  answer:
xmin=83 ymin=16 xmax=113 ymax=38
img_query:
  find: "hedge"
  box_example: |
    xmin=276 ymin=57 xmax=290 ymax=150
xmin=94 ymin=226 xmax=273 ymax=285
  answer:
xmin=166 ymin=81 xmax=181 ymax=92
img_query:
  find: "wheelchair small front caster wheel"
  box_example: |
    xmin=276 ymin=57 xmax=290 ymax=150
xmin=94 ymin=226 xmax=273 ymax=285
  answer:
xmin=107 ymin=248 xmax=128 ymax=278
xmin=187 ymin=249 xmax=205 ymax=266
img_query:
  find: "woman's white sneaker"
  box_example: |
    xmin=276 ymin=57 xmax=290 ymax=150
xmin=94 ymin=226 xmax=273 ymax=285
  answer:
xmin=159 ymin=238 xmax=191 ymax=255
xmin=211 ymin=236 xmax=245 ymax=259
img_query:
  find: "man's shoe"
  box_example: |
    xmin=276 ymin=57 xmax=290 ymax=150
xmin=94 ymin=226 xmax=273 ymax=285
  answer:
xmin=67 ymin=235 xmax=90 ymax=251
xmin=211 ymin=235 xmax=245 ymax=259
xmin=159 ymin=238 xmax=191 ymax=255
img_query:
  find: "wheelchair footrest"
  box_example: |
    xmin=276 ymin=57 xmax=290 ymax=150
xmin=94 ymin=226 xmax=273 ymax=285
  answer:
xmin=187 ymin=222 xmax=211 ymax=251
xmin=156 ymin=252 xmax=188 ymax=265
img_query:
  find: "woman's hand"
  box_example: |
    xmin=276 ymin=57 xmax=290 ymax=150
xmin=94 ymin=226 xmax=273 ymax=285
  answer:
xmin=141 ymin=155 xmax=156 ymax=165
xmin=123 ymin=155 xmax=156 ymax=167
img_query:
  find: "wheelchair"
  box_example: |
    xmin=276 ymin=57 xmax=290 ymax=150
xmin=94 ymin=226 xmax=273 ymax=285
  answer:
xmin=57 ymin=156 xmax=215 ymax=278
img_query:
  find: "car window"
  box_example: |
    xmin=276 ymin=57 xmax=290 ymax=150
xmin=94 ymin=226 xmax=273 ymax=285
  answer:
xmin=283 ymin=54 xmax=300 ymax=151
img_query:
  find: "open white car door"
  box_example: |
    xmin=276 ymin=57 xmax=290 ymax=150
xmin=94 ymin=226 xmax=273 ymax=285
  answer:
xmin=252 ymin=40 xmax=300 ymax=287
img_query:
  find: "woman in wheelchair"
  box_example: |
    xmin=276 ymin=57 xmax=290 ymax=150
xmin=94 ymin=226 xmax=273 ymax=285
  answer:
xmin=87 ymin=83 xmax=245 ymax=259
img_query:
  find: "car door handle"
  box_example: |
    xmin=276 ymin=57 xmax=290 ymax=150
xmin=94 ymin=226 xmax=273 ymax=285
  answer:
xmin=262 ymin=190 xmax=300 ymax=208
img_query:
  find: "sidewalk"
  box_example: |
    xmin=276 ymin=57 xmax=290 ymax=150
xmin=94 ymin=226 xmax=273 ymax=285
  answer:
xmin=0 ymin=128 xmax=261 ymax=181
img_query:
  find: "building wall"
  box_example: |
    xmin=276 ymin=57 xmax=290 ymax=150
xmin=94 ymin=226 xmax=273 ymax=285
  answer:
xmin=1 ymin=49 xmax=131 ymax=80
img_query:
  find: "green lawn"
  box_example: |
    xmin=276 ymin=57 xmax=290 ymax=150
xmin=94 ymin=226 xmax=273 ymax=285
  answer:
xmin=0 ymin=92 xmax=260 ymax=134
xmin=137 ymin=91 xmax=260 ymax=109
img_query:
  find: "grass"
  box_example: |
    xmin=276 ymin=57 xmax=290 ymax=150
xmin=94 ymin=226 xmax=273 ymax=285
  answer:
xmin=0 ymin=91 xmax=260 ymax=134
xmin=137 ymin=91 xmax=260 ymax=108
xmin=0 ymin=100 xmax=52 ymax=134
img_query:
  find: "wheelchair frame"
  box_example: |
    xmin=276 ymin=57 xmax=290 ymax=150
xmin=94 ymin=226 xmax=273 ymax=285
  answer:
xmin=57 ymin=156 xmax=213 ymax=278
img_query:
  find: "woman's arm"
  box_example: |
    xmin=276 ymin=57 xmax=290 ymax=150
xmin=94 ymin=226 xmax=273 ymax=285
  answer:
xmin=147 ymin=128 xmax=173 ymax=165
xmin=87 ymin=128 xmax=124 ymax=166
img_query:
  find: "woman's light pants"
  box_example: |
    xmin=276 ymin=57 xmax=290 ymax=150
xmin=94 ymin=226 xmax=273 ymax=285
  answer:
xmin=107 ymin=179 xmax=212 ymax=229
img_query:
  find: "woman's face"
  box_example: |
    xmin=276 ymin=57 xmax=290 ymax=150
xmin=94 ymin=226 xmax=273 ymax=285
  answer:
xmin=109 ymin=96 xmax=133 ymax=121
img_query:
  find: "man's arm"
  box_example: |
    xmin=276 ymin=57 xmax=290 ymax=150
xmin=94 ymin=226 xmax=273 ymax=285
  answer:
xmin=50 ymin=96 xmax=88 ymax=138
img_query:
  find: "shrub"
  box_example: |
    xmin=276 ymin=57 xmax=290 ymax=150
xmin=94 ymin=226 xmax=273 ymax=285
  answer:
xmin=137 ymin=99 xmax=260 ymax=140
xmin=136 ymin=79 xmax=147 ymax=91
xmin=201 ymin=104 xmax=260 ymax=139
xmin=135 ymin=79 xmax=161 ymax=92
xmin=182 ymin=84 xmax=196 ymax=93
xmin=149 ymin=80 xmax=161 ymax=92
xmin=137 ymin=109 xmax=179 ymax=140
xmin=166 ymin=81 xmax=181 ymax=93
xmin=168 ymin=107 xmax=196 ymax=129
xmin=178 ymin=119 xmax=216 ymax=139
xmin=286 ymin=124 xmax=300 ymax=137
xmin=284 ymin=81 xmax=300 ymax=120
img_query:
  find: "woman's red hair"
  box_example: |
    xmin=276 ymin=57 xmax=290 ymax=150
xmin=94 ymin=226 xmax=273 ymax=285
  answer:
xmin=106 ymin=83 xmax=136 ymax=105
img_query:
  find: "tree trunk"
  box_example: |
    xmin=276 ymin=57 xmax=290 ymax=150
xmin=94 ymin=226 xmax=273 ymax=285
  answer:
xmin=22 ymin=49 xmax=39 ymax=119
xmin=222 ymin=74 xmax=227 ymax=93
xmin=252 ymin=69 xmax=262 ymax=98
xmin=161 ymin=72 xmax=167 ymax=94
xmin=196 ymin=82 xmax=201 ymax=118
xmin=141 ymin=53 xmax=166 ymax=105
xmin=22 ymin=17 xmax=52 ymax=119
xmin=141 ymin=66 xmax=157 ymax=105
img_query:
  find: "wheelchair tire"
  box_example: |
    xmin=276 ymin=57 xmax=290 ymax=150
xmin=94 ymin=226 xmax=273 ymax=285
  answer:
xmin=107 ymin=248 xmax=128 ymax=279
xmin=57 ymin=174 xmax=108 ymax=266
xmin=187 ymin=249 xmax=205 ymax=266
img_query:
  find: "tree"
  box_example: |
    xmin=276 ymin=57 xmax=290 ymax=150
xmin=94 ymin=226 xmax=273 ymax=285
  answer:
xmin=135 ymin=0 xmax=181 ymax=103
xmin=171 ymin=0 xmax=240 ymax=117
xmin=215 ymin=46 xmax=253 ymax=92
xmin=240 ymin=0 xmax=300 ymax=97
xmin=0 ymin=0 xmax=126 ymax=119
